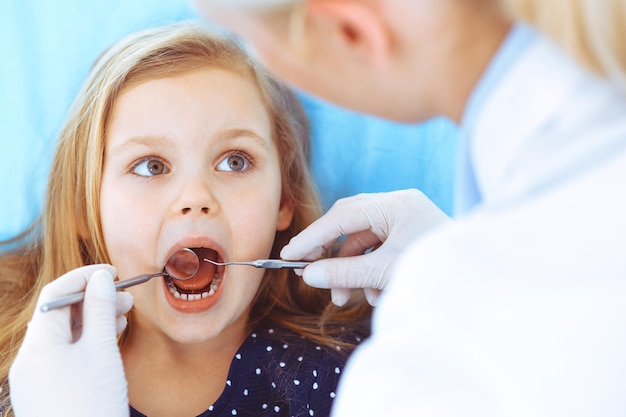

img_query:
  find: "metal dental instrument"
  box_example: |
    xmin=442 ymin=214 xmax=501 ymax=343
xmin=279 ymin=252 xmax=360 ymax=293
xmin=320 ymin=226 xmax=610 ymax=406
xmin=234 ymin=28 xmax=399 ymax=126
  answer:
xmin=40 ymin=248 xmax=200 ymax=312
xmin=204 ymin=258 xmax=311 ymax=269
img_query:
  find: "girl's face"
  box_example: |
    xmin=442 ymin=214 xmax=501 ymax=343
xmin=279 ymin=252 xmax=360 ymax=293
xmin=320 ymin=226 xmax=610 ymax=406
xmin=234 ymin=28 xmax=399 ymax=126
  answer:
xmin=100 ymin=67 xmax=294 ymax=346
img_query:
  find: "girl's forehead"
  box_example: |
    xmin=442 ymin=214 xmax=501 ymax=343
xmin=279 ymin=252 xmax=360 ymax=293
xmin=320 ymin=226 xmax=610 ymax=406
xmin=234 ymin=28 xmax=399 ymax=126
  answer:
xmin=121 ymin=60 xmax=253 ymax=94
xmin=106 ymin=68 xmax=275 ymax=149
xmin=116 ymin=67 xmax=267 ymax=114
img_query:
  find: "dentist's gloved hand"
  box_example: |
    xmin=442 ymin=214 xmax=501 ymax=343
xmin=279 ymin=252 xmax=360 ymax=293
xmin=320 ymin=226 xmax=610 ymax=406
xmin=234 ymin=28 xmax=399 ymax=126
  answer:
xmin=281 ymin=189 xmax=450 ymax=306
xmin=9 ymin=265 xmax=133 ymax=417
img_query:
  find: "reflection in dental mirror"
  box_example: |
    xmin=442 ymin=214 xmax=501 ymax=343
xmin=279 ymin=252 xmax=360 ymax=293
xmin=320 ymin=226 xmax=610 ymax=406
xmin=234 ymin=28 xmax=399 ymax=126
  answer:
xmin=166 ymin=247 xmax=200 ymax=281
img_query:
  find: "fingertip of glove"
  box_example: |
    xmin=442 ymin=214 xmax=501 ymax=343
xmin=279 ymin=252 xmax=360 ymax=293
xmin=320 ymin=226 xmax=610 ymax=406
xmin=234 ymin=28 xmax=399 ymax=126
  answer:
xmin=279 ymin=244 xmax=294 ymax=261
xmin=116 ymin=315 xmax=129 ymax=335
xmin=331 ymin=289 xmax=350 ymax=307
xmin=363 ymin=287 xmax=381 ymax=306
xmin=92 ymin=267 xmax=116 ymax=280
xmin=301 ymin=262 xmax=329 ymax=288
xmin=86 ymin=269 xmax=116 ymax=299
xmin=280 ymin=239 xmax=313 ymax=261
xmin=86 ymin=263 xmax=116 ymax=278
xmin=116 ymin=292 xmax=134 ymax=314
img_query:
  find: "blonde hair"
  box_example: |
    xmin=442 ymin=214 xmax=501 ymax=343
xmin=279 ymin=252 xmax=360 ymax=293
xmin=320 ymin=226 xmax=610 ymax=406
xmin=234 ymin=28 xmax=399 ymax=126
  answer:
xmin=219 ymin=0 xmax=626 ymax=89
xmin=0 ymin=22 xmax=370 ymax=414
xmin=503 ymin=0 xmax=626 ymax=90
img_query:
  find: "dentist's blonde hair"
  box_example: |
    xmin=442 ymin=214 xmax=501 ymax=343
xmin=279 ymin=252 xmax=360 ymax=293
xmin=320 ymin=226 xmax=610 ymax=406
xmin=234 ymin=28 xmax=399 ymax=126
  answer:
xmin=504 ymin=0 xmax=626 ymax=91
xmin=0 ymin=22 xmax=370 ymax=415
xmin=200 ymin=0 xmax=626 ymax=90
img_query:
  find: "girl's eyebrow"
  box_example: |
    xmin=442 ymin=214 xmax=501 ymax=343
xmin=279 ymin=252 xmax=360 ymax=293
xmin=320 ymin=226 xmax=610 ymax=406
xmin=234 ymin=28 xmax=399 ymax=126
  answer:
xmin=215 ymin=128 xmax=270 ymax=150
xmin=108 ymin=129 xmax=270 ymax=155
xmin=107 ymin=135 xmax=170 ymax=156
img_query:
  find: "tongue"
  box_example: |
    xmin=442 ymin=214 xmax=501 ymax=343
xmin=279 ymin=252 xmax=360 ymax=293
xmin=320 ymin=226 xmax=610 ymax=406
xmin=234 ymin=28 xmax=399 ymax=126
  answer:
xmin=174 ymin=248 xmax=219 ymax=291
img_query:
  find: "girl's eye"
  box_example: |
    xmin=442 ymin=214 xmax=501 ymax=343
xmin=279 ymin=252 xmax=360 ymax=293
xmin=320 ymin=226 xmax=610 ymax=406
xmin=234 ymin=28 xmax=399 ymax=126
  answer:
xmin=216 ymin=153 xmax=251 ymax=172
xmin=132 ymin=158 xmax=169 ymax=177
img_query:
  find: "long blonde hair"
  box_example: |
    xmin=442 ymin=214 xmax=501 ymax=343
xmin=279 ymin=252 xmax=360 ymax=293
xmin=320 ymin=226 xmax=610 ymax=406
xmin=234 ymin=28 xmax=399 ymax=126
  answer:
xmin=503 ymin=0 xmax=626 ymax=90
xmin=204 ymin=0 xmax=626 ymax=90
xmin=0 ymin=22 xmax=371 ymax=413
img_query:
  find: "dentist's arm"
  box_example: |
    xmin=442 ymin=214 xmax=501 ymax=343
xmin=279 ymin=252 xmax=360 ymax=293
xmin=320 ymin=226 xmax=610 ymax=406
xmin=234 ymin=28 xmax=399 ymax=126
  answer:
xmin=281 ymin=189 xmax=450 ymax=306
xmin=9 ymin=265 xmax=133 ymax=417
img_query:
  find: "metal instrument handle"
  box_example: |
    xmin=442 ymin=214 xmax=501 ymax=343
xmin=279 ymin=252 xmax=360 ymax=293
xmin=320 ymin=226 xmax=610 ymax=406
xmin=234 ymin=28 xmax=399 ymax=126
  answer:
xmin=40 ymin=272 xmax=166 ymax=312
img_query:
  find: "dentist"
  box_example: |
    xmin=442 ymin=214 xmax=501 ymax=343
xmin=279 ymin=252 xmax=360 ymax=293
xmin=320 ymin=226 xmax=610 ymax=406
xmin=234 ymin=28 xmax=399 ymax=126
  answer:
xmin=9 ymin=0 xmax=626 ymax=416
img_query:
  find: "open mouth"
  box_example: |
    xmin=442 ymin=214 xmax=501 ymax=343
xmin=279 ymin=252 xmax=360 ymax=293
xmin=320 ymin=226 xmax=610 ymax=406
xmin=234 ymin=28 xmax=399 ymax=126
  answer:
xmin=164 ymin=247 xmax=225 ymax=301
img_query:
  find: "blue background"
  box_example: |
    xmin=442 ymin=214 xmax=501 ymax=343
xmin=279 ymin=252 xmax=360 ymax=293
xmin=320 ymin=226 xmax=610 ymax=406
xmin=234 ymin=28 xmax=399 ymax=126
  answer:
xmin=0 ymin=0 xmax=458 ymax=241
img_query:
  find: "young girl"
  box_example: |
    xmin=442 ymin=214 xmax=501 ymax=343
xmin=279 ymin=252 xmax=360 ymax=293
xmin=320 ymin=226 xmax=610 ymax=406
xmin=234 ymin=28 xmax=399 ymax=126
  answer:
xmin=0 ymin=22 xmax=371 ymax=417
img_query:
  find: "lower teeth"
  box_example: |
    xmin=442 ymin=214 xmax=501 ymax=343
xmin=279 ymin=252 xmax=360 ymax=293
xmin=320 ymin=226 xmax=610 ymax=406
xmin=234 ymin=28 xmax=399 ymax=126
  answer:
xmin=166 ymin=277 xmax=222 ymax=301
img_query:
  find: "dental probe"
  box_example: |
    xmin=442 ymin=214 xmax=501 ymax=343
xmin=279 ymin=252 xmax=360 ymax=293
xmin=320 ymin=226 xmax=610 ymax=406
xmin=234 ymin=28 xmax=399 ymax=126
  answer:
xmin=204 ymin=258 xmax=311 ymax=269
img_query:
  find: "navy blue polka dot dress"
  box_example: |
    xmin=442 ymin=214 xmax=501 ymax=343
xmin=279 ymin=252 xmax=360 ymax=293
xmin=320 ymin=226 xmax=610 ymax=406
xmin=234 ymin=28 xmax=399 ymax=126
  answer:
xmin=130 ymin=324 xmax=364 ymax=417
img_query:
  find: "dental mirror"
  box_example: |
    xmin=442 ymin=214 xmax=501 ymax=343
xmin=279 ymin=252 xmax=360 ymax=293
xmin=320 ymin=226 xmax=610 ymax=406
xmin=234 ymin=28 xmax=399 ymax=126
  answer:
xmin=163 ymin=247 xmax=201 ymax=281
xmin=40 ymin=248 xmax=200 ymax=312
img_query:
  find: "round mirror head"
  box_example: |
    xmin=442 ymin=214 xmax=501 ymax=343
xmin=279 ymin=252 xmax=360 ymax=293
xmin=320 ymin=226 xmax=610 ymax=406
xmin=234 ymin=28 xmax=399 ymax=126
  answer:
xmin=164 ymin=248 xmax=200 ymax=281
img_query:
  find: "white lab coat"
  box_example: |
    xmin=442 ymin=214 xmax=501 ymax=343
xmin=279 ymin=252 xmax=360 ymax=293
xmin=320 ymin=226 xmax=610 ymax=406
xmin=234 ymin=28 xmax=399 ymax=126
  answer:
xmin=332 ymin=30 xmax=626 ymax=416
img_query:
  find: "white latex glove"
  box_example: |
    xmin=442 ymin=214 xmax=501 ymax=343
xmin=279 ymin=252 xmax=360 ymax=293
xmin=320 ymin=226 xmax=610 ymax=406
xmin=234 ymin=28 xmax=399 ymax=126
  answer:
xmin=280 ymin=189 xmax=450 ymax=306
xmin=9 ymin=265 xmax=133 ymax=417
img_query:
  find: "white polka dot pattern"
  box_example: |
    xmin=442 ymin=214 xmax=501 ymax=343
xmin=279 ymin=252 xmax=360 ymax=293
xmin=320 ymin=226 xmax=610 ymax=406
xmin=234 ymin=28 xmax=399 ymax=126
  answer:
xmin=125 ymin=324 xmax=366 ymax=417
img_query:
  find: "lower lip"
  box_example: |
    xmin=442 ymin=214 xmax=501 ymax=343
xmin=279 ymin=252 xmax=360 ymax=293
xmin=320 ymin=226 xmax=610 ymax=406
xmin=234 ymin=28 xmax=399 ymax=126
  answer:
xmin=162 ymin=277 xmax=225 ymax=313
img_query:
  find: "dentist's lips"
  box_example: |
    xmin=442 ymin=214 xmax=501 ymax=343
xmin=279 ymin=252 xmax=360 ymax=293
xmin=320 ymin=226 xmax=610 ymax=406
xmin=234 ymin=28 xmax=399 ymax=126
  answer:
xmin=164 ymin=247 xmax=225 ymax=300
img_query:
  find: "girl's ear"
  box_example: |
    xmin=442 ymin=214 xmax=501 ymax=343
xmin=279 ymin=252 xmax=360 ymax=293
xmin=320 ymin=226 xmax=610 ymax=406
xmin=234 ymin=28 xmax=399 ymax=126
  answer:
xmin=276 ymin=200 xmax=296 ymax=231
xmin=305 ymin=0 xmax=390 ymax=67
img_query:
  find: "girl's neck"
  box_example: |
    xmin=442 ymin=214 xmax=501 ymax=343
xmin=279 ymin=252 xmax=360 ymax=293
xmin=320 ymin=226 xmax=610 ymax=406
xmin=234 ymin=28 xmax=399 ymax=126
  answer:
xmin=120 ymin=317 xmax=249 ymax=417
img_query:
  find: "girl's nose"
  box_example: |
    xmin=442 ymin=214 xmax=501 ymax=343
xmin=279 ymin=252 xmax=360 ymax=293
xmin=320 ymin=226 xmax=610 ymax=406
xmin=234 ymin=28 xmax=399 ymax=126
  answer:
xmin=181 ymin=206 xmax=209 ymax=215
xmin=175 ymin=177 xmax=217 ymax=216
